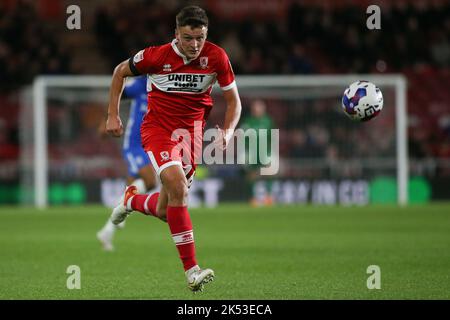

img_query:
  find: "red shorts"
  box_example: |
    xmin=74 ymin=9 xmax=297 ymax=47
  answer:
xmin=141 ymin=128 xmax=201 ymax=184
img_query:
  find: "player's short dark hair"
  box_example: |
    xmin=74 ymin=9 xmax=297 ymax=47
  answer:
xmin=176 ymin=6 xmax=208 ymax=28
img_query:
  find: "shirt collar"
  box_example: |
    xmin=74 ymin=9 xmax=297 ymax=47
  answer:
xmin=171 ymin=39 xmax=192 ymax=65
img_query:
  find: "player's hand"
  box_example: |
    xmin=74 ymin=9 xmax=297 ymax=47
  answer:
xmin=98 ymin=118 xmax=108 ymax=138
xmin=106 ymin=115 xmax=124 ymax=137
xmin=215 ymin=125 xmax=233 ymax=150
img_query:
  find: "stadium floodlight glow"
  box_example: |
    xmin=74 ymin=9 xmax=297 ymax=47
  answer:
xmin=31 ymin=75 xmax=408 ymax=208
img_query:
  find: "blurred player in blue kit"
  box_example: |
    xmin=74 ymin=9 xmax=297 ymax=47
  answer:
xmin=97 ymin=76 xmax=157 ymax=251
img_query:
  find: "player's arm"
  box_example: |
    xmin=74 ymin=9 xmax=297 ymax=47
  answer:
xmin=106 ymin=59 xmax=135 ymax=137
xmin=217 ymin=86 xmax=242 ymax=150
xmin=215 ymin=48 xmax=241 ymax=149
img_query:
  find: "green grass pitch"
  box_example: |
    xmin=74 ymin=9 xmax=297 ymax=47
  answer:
xmin=0 ymin=204 xmax=449 ymax=299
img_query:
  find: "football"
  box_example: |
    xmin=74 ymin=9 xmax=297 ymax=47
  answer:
xmin=342 ymin=80 xmax=384 ymax=121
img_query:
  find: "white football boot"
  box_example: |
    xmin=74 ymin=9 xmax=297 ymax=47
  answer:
xmin=110 ymin=185 xmax=137 ymax=225
xmin=96 ymin=228 xmax=114 ymax=252
xmin=185 ymin=265 xmax=215 ymax=292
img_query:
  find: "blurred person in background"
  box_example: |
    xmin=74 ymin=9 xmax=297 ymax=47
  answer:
xmin=97 ymin=76 xmax=157 ymax=251
xmin=240 ymin=99 xmax=274 ymax=206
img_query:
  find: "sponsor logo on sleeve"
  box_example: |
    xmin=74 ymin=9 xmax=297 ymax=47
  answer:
xmin=133 ymin=50 xmax=144 ymax=64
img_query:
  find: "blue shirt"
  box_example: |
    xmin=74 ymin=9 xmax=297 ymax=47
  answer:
xmin=122 ymin=76 xmax=147 ymax=150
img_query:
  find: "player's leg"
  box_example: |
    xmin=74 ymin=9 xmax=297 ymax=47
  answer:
xmin=123 ymin=167 xmax=186 ymax=222
xmin=99 ymin=150 xmax=156 ymax=249
xmin=97 ymin=174 xmax=148 ymax=251
xmin=110 ymin=176 xmax=167 ymax=226
xmin=154 ymin=187 xmax=168 ymax=222
xmin=122 ymin=168 xmax=165 ymax=222
xmin=110 ymin=147 xmax=162 ymax=224
xmin=116 ymin=165 xmax=160 ymax=218
xmin=160 ymin=164 xmax=214 ymax=292
xmin=137 ymin=165 xmax=157 ymax=191
xmin=121 ymin=175 xmax=148 ymax=208
xmin=141 ymin=165 xmax=191 ymax=222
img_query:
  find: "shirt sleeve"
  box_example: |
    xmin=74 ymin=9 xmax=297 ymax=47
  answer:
xmin=129 ymin=47 xmax=156 ymax=75
xmin=216 ymin=49 xmax=236 ymax=91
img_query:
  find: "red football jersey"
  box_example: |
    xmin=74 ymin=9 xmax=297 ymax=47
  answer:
xmin=130 ymin=39 xmax=236 ymax=134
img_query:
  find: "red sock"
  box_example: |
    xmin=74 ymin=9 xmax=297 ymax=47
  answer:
xmin=167 ymin=206 xmax=197 ymax=271
xmin=130 ymin=192 xmax=159 ymax=217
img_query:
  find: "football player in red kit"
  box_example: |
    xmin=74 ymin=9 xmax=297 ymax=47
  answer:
xmin=105 ymin=6 xmax=242 ymax=292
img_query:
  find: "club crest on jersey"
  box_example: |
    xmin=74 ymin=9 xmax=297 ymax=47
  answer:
xmin=163 ymin=64 xmax=172 ymax=72
xmin=160 ymin=151 xmax=170 ymax=161
xmin=199 ymin=57 xmax=208 ymax=69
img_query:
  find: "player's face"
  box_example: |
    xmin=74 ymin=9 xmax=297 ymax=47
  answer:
xmin=175 ymin=25 xmax=208 ymax=60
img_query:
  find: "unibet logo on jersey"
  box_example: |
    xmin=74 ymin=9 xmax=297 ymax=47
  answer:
xmin=150 ymin=73 xmax=216 ymax=93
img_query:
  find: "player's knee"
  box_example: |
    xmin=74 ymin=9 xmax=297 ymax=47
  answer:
xmin=143 ymin=176 xmax=156 ymax=190
xmin=161 ymin=165 xmax=189 ymax=203
xmin=157 ymin=209 xmax=167 ymax=222
xmin=168 ymin=182 xmax=188 ymax=201
xmin=156 ymin=203 xmax=166 ymax=220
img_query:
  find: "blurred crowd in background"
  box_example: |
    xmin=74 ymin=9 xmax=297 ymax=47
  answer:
xmin=0 ymin=0 xmax=449 ymax=180
xmin=93 ymin=0 xmax=450 ymax=74
xmin=0 ymin=0 xmax=72 ymax=93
